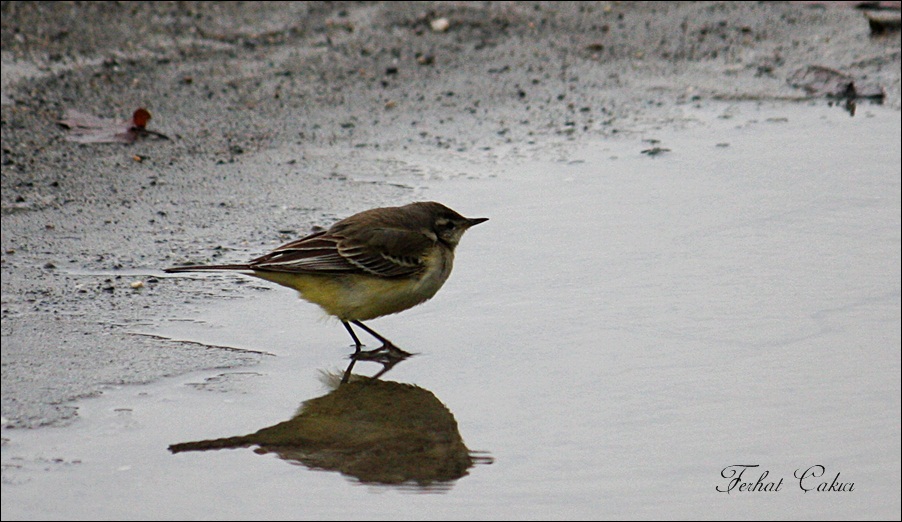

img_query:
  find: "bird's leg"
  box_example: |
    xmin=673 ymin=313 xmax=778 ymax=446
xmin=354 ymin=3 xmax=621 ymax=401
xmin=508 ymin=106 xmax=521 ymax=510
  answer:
xmin=341 ymin=357 xmax=357 ymax=384
xmin=368 ymin=356 xmax=406 ymax=381
xmin=342 ymin=321 xmax=364 ymax=354
xmin=351 ymin=320 xmax=414 ymax=358
xmin=341 ymin=321 xmax=363 ymax=384
xmin=340 ymin=320 xmax=413 ymax=384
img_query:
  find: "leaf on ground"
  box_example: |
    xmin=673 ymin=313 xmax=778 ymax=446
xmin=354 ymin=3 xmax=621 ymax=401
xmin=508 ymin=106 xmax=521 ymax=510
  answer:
xmin=58 ymin=108 xmax=170 ymax=144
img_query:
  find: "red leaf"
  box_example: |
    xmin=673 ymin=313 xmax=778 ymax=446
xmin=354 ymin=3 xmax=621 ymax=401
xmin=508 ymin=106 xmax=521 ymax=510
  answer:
xmin=58 ymin=108 xmax=169 ymax=144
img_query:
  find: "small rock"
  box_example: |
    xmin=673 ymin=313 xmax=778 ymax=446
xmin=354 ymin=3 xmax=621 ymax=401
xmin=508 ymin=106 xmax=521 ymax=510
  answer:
xmin=430 ymin=18 xmax=450 ymax=32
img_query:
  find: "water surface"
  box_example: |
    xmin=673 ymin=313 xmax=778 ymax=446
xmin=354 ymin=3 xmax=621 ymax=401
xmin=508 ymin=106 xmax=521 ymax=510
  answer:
xmin=2 ymin=102 xmax=899 ymax=519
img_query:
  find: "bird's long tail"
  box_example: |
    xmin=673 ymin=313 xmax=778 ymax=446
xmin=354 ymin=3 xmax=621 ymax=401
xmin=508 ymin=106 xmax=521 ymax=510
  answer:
xmin=163 ymin=264 xmax=253 ymax=273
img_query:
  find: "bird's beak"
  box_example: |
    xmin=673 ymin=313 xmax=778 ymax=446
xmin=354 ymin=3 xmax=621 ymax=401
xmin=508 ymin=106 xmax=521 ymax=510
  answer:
xmin=466 ymin=217 xmax=489 ymax=228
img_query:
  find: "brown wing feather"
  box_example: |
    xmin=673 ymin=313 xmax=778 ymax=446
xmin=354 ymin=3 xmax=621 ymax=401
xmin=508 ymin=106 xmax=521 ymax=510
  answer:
xmin=249 ymin=231 xmax=357 ymax=274
xmin=336 ymin=227 xmax=432 ymax=277
xmin=248 ymin=226 xmax=434 ymax=278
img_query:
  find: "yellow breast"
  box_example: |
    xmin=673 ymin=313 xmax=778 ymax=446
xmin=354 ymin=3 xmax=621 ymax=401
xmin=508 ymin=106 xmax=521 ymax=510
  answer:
xmin=251 ymin=248 xmax=454 ymax=321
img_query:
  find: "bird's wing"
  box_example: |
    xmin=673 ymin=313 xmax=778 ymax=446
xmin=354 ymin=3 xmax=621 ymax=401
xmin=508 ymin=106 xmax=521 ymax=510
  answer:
xmin=248 ymin=227 xmax=432 ymax=278
xmin=248 ymin=231 xmax=356 ymax=273
xmin=337 ymin=227 xmax=433 ymax=277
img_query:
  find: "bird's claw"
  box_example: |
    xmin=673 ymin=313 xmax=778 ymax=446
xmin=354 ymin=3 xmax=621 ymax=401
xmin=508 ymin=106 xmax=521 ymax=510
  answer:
xmin=351 ymin=343 xmax=413 ymax=361
xmin=341 ymin=344 xmax=414 ymax=384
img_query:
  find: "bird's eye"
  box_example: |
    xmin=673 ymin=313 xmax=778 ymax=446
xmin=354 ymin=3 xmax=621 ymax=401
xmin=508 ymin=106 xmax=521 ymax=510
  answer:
xmin=435 ymin=219 xmax=455 ymax=231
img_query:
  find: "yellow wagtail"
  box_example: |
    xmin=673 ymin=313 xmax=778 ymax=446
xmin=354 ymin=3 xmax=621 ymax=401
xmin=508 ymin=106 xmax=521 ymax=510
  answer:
xmin=165 ymin=201 xmax=487 ymax=379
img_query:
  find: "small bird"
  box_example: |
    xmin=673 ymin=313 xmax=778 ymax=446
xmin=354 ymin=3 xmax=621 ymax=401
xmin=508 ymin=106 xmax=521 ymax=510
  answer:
xmin=164 ymin=202 xmax=487 ymax=381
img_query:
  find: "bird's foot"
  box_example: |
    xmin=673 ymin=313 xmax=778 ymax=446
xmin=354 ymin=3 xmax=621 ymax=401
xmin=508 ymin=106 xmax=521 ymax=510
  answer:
xmin=341 ymin=343 xmax=414 ymax=384
xmin=352 ymin=343 xmax=413 ymax=361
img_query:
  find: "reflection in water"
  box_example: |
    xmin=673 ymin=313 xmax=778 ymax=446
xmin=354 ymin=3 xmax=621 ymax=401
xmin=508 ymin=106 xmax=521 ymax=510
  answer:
xmin=341 ymin=344 xmax=412 ymax=383
xmin=170 ymin=377 xmax=491 ymax=489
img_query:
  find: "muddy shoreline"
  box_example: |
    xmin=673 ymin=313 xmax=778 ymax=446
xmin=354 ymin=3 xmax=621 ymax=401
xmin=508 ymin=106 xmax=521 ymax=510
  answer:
xmin=2 ymin=1 xmax=899 ymax=428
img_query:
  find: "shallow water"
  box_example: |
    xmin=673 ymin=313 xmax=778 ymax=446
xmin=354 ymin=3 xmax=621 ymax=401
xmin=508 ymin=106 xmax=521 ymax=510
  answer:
xmin=2 ymin=102 xmax=900 ymax=519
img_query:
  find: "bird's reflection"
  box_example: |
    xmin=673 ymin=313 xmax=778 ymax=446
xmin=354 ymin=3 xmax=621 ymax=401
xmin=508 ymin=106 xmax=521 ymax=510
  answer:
xmin=341 ymin=343 xmax=412 ymax=383
xmin=170 ymin=367 xmax=491 ymax=489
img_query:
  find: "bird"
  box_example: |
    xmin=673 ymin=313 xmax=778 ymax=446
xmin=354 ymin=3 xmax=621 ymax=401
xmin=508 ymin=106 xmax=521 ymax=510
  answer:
xmin=164 ymin=201 xmax=487 ymax=381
